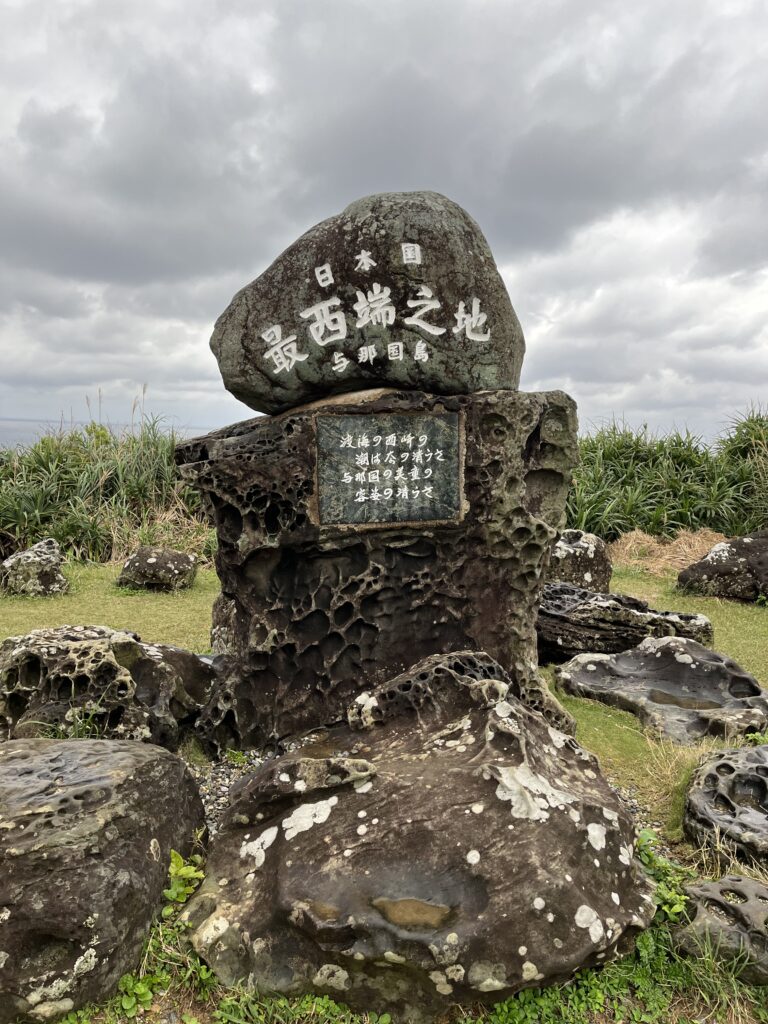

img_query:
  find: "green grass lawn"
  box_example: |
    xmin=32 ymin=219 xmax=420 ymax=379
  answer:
xmin=2 ymin=559 xmax=768 ymax=1024
xmin=0 ymin=562 xmax=220 ymax=652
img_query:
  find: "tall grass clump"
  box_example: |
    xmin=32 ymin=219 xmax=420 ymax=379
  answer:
xmin=0 ymin=419 xmax=211 ymax=562
xmin=567 ymin=408 xmax=768 ymax=540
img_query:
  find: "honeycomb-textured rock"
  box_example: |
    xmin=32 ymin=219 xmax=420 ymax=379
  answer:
xmin=537 ymin=582 xmax=713 ymax=664
xmin=550 ymin=530 xmax=612 ymax=591
xmin=683 ymin=745 xmax=768 ymax=865
xmin=211 ymin=191 xmax=525 ymax=414
xmin=176 ymin=388 xmax=578 ymax=748
xmin=0 ymin=739 xmax=204 ymax=1022
xmin=557 ymin=637 xmax=768 ymax=744
xmin=0 ymin=625 xmax=216 ymax=749
xmin=116 ymin=545 xmax=197 ymax=592
xmin=0 ymin=538 xmax=68 ymax=597
xmin=184 ymin=652 xmax=654 ymax=1023
xmin=678 ymin=531 xmax=768 ymax=602
xmin=674 ymin=875 xmax=768 ymax=985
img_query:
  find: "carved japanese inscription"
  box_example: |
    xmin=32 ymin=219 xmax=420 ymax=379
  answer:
xmin=315 ymin=412 xmax=462 ymax=526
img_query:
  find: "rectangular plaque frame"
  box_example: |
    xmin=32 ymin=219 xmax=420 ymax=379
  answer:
xmin=312 ymin=410 xmax=465 ymax=528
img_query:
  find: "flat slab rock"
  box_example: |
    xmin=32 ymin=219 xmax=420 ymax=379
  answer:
xmin=678 ymin=530 xmax=768 ymax=602
xmin=557 ymin=636 xmax=768 ymax=744
xmin=684 ymin=745 xmax=768 ymax=865
xmin=674 ymin=875 xmax=768 ymax=986
xmin=537 ymin=581 xmax=713 ymax=664
xmin=550 ymin=530 xmax=612 ymax=592
xmin=211 ymin=191 xmax=525 ymax=415
xmin=177 ymin=388 xmax=577 ymax=748
xmin=116 ymin=545 xmax=197 ymax=592
xmin=184 ymin=651 xmax=655 ymax=1024
xmin=0 ymin=739 xmax=205 ymax=1022
xmin=0 ymin=625 xmax=216 ymax=749
xmin=0 ymin=538 xmax=68 ymax=597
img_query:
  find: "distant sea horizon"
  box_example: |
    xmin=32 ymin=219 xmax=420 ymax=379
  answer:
xmin=0 ymin=416 xmax=215 ymax=449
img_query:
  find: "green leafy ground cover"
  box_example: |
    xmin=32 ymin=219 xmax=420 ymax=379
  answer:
xmin=2 ymin=563 xmax=767 ymax=1022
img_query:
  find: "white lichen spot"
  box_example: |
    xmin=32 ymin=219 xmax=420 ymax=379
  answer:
xmin=357 ymin=825 xmax=368 ymax=836
xmin=568 ymin=808 xmax=581 ymax=824
xmin=603 ymin=807 xmax=619 ymax=824
xmin=547 ymin=726 xmax=567 ymax=749
xmin=73 ymin=949 xmax=97 ymax=976
xmin=521 ymin=961 xmax=539 ymax=981
xmin=585 ymin=769 xmax=597 ymax=780
xmin=312 ymin=964 xmax=349 ymax=991
xmin=445 ymin=964 xmax=465 ymax=982
xmin=466 ymin=849 xmax=480 ymax=865
xmin=357 ymin=810 xmax=367 ymax=819
xmin=546 ymin=912 xmax=554 ymax=922
xmin=533 ymin=897 xmax=545 ymax=910
xmin=471 ymin=803 xmax=484 ymax=814
xmin=384 ymin=951 xmax=406 ymax=964
xmin=294 ymin=779 xmax=307 ymax=792
xmin=343 ymin=849 xmax=352 ymax=857
xmin=282 ymin=796 xmax=338 ymax=841
xmin=494 ymin=700 xmax=513 ymax=719
xmin=468 ymin=961 xmax=508 ymax=992
xmin=492 ymin=764 xmax=575 ymax=822
xmin=354 ymin=780 xmax=373 ymax=794
xmin=612 ymin=892 xmax=621 ymax=905
xmin=618 ymin=843 xmax=633 ymax=866
xmin=574 ymin=905 xmax=605 ymax=943
xmin=446 ymin=932 xmax=459 ymax=945
xmin=587 ymin=823 xmax=607 ymax=851
xmin=240 ymin=826 xmax=278 ymax=868
xmin=149 ymin=838 xmax=161 ymax=862
xmin=518 ymin=946 xmax=527 ymax=956
xmin=429 ymin=970 xmax=453 ymax=995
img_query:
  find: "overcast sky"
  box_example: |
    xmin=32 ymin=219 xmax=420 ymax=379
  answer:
xmin=1 ymin=0 xmax=766 ymax=440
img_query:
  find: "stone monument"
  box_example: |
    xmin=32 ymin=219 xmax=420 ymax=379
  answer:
xmin=178 ymin=192 xmax=655 ymax=1020
xmin=177 ymin=191 xmax=578 ymax=748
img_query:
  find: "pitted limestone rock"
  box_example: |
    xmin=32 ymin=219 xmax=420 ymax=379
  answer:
xmin=177 ymin=388 xmax=577 ymax=749
xmin=678 ymin=530 xmax=768 ymax=602
xmin=537 ymin=582 xmax=713 ymax=664
xmin=184 ymin=651 xmax=654 ymax=1023
xmin=116 ymin=545 xmax=197 ymax=592
xmin=557 ymin=637 xmax=768 ymax=744
xmin=550 ymin=530 xmax=612 ymax=592
xmin=0 ymin=625 xmax=216 ymax=749
xmin=674 ymin=875 xmax=768 ymax=985
xmin=210 ymin=191 xmax=525 ymax=414
xmin=683 ymin=745 xmax=768 ymax=865
xmin=0 ymin=539 xmax=68 ymax=597
xmin=0 ymin=739 xmax=204 ymax=1023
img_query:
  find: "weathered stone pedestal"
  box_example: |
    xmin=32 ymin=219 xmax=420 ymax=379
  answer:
xmin=177 ymin=387 xmax=577 ymax=748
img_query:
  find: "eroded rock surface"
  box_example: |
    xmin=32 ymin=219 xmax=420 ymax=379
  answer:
xmin=116 ymin=545 xmax=197 ymax=592
xmin=678 ymin=531 xmax=768 ymax=602
xmin=550 ymin=530 xmax=612 ymax=591
xmin=176 ymin=388 xmax=577 ymax=749
xmin=537 ymin=582 xmax=713 ymax=664
xmin=0 ymin=739 xmax=205 ymax=1022
xmin=211 ymin=191 xmax=525 ymax=415
xmin=0 ymin=625 xmax=216 ymax=749
xmin=674 ymin=875 xmax=768 ymax=985
xmin=684 ymin=745 xmax=768 ymax=865
xmin=0 ymin=539 xmax=68 ymax=597
xmin=557 ymin=637 xmax=768 ymax=744
xmin=185 ymin=652 xmax=654 ymax=1022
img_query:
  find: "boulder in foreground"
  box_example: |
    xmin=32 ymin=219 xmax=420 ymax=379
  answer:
xmin=557 ymin=636 xmax=768 ymax=744
xmin=537 ymin=582 xmax=713 ymax=664
xmin=0 ymin=739 xmax=204 ymax=1023
xmin=678 ymin=530 xmax=768 ymax=602
xmin=185 ymin=651 xmax=654 ymax=1023
xmin=683 ymin=744 xmax=768 ymax=865
xmin=116 ymin=545 xmax=197 ymax=592
xmin=550 ymin=530 xmax=612 ymax=591
xmin=0 ymin=539 xmax=68 ymax=597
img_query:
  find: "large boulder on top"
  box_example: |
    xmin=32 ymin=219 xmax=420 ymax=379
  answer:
xmin=0 ymin=625 xmax=216 ymax=749
xmin=184 ymin=651 xmax=655 ymax=1023
xmin=0 ymin=739 xmax=205 ymax=1023
xmin=116 ymin=545 xmax=197 ymax=592
xmin=674 ymin=876 xmax=768 ymax=985
xmin=537 ymin=582 xmax=713 ymax=664
xmin=683 ymin=744 xmax=768 ymax=865
xmin=557 ymin=636 xmax=768 ymax=744
xmin=210 ymin=191 xmax=525 ymax=414
xmin=0 ymin=539 xmax=68 ymax=597
xmin=678 ymin=530 xmax=768 ymax=602
xmin=550 ymin=530 xmax=612 ymax=591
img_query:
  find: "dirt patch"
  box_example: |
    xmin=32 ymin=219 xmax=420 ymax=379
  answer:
xmin=609 ymin=529 xmax=726 ymax=574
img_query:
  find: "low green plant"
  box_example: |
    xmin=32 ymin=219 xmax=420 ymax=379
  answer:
xmin=744 ymin=729 xmax=768 ymax=746
xmin=224 ymin=749 xmax=248 ymax=767
xmin=161 ymin=849 xmax=205 ymax=917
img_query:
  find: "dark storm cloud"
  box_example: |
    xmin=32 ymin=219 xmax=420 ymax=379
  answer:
xmin=0 ymin=0 xmax=766 ymax=436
